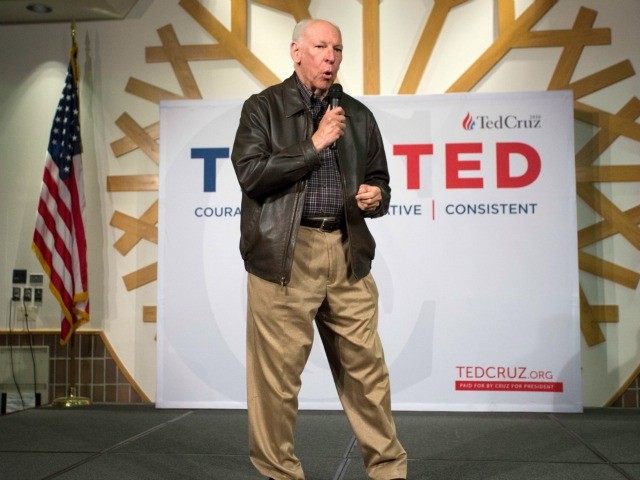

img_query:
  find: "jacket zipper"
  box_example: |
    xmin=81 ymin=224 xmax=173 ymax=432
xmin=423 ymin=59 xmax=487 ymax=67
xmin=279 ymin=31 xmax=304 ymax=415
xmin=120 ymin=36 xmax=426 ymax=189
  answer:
xmin=280 ymin=183 xmax=303 ymax=285
xmin=280 ymin=109 xmax=312 ymax=285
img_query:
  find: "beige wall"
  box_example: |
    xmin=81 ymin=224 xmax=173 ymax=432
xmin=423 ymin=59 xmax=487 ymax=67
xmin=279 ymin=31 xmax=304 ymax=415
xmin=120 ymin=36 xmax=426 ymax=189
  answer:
xmin=1 ymin=0 xmax=639 ymax=406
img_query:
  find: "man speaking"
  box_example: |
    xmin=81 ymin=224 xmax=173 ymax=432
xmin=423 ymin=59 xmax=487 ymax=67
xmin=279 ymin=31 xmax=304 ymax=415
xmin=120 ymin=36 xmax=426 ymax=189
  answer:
xmin=231 ymin=18 xmax=407 ymax=480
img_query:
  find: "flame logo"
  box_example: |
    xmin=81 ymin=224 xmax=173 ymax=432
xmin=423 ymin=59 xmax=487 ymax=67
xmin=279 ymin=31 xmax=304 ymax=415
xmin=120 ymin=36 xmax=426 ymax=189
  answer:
xmin=462 ymin=112 xmax=475 ymax=130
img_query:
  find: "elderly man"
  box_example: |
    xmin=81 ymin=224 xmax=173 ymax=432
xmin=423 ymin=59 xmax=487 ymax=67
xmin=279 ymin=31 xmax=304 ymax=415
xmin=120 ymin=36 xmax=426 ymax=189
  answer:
xmin=231 ymin=18 xmax=407 ymax=480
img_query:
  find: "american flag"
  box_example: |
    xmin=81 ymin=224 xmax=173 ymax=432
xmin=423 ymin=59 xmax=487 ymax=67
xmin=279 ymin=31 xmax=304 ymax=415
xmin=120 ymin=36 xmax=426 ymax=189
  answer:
xmin=32 ymin=39 xmax=89 ymax=345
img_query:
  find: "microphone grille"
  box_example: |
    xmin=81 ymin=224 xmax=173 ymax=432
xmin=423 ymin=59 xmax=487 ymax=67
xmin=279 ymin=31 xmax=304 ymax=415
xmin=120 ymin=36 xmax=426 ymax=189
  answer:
xmin=328 ymin=83 xmax=343 ymax=99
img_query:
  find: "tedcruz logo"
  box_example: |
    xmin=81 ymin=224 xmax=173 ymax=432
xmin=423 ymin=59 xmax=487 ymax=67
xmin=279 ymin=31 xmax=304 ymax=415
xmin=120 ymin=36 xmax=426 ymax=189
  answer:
xmin=463 ymin=112 xmax=542 ymax=131
xmin=462 ymin=112 xmax=476 ymax=130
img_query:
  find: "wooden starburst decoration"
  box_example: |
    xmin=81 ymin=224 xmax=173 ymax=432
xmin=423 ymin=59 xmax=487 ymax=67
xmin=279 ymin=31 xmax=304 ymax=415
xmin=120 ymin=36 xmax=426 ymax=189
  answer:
xmin=107 ymin=0 xmax=639 ymax=352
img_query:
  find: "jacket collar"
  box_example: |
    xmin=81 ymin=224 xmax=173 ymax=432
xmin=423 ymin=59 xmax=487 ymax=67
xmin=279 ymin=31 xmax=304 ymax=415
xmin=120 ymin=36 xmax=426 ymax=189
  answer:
xmin=283 ymin=73 xmax=306 ymax=118
xmin=282 ymin=73 xmax=348 ymax=118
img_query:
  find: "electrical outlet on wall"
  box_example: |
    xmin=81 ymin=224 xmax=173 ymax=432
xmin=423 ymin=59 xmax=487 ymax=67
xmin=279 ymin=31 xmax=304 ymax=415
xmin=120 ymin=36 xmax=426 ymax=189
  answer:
xmin=34 ymin=288 xmax=43 ymax=303
xmin=12 ymin=287 xmax=21 ymax=301
xmin=23 ymin=288 xmax=32 ymax=302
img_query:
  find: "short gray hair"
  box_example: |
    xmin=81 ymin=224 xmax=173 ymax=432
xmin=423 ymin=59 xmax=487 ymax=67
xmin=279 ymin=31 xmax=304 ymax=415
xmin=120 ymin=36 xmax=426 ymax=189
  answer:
xmin=292 ymin=19 xmax=341 ymax=43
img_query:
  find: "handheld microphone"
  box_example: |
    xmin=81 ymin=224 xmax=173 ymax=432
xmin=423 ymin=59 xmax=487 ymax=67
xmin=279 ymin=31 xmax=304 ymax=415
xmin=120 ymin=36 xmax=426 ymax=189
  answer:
xmin=327 ymin=83 xmax=343 ymax=150
xmin=328 ymin=83 xmax=342 ymax=109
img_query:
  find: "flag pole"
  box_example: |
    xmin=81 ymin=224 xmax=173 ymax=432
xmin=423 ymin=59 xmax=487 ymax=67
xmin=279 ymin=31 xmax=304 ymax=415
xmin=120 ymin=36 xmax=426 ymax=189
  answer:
xmin=50 ymin=21 xmax=90 ymax=408
xmin=52 ymin=335 xmax=90 ymax=407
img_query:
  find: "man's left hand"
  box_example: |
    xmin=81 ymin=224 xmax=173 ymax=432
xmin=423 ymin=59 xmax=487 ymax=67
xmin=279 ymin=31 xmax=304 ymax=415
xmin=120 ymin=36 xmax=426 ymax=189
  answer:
xmin=356 ymin=184 xmax=382 ymax=212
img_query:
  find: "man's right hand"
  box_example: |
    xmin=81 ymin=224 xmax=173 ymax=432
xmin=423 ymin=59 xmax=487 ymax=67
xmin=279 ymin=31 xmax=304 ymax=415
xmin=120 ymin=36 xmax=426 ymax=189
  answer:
xmin=311 ymin=106 xmax=346 ymax=151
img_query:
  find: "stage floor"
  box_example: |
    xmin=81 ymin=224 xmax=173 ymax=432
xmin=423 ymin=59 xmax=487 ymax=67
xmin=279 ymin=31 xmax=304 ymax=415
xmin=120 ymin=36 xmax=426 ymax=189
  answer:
xmin=1 ymin=406 xmax=639 ymax=479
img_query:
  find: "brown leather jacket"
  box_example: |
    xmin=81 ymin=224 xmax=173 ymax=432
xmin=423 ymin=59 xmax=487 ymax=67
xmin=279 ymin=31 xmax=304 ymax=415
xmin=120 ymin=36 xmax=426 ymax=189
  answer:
xmin=231 ymin=74 xmax=390 ymax=285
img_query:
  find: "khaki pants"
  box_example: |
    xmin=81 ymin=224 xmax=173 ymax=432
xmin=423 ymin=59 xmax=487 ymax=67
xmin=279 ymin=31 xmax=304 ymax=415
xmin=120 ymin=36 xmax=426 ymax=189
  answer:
xmin=246 ymin=226 xmax=407 ymax=480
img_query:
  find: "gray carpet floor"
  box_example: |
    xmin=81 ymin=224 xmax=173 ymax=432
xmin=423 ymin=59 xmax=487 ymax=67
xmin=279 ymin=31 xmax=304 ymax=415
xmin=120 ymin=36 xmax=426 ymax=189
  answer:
xmin=0 ymin=406 xmax=638 ymax=479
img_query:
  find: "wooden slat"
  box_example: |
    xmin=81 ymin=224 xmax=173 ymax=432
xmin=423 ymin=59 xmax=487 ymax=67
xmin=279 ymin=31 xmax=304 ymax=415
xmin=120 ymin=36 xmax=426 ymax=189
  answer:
xmin=575 ymin=97 xmax=640 ymax=167
xmin=157 ymin=24 xmax=202 ymax=99
xmin=123 ymin=262 xmax=158 ymax=291
xmin=251 ymin=0 xmax=291 ymax=11
xmin=579 ymin=287 xmax=605 ymax=346
xmin=252 ymin=0 xmax=284 ymax=9
xmin=110 ymin=210 xmax=158 ymax=245
xmin=568 ymin=60 xmax=634 ymax=100
xmin=125 ymin=77 xmax=184 ymax=104
xmin=231 ymin=0 xmax=248 ymax=43
xmin=111 ymin=122 xmax=160 ymax=158
xmin=577 ymin=183 xmax=640 ymax=250
xmin=578 ymin=251 xmax=640 ymax=289
xmin=362 ymin=0 xmax=380 ymax=94
xmin=287 ymin=0 xmax=311 ymax=22
xmin=399 ymin=0 xmax=468 ymax=94
xmin=107 ymin=175 xmax=159 ymax=192
xmin=514 ymin=28 xmax=609 ymax=48
xmin=578 ymin=204 xmax=640 ymax=248
xmin=548 ymin=7 xmax=597 ymax=90
xmin=115 ymin=113 xmax=159 ymax=164
xmin=497 ymin=0 xmax=515 ymax=34
xmin=146 ymin=44 xmax=231 ymax=63
xmin=574 ymin=101 xmax=640 ymax=142
xmin=143 ymin=306 xmax=157 ymax=323
xmin=180 ymin=0 xmax=281 ymax=87
xmin=252 ymin=0 xmax=311 ymax=22
xmin=447 ymin=0 xmax=557 ymax=92
xmin=114 ymin=201 xmax=158 ymax=256
xmin=590 ymin=305 xmax=619 ymax=323
xmin=576 ymin=165 xmax=640 ymax=183
xmin=287 ymin=0 xmax=312 ymax=22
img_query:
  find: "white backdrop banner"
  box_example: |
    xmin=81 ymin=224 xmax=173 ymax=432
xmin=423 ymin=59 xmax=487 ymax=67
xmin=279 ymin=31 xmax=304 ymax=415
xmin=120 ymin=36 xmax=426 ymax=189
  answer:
xmin=157 ymin=90 xmax=581 ymax=412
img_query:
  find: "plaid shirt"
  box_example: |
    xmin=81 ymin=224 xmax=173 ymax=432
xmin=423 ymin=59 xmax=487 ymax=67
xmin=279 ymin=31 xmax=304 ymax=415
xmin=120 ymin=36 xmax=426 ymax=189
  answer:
xmin=295 ymin=75 xmax=344 ymax=219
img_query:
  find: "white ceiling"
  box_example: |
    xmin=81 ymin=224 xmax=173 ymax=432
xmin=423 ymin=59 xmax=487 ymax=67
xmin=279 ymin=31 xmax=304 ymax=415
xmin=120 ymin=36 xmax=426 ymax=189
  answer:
xmin=0 ymin=0 xmax=146 ymax=24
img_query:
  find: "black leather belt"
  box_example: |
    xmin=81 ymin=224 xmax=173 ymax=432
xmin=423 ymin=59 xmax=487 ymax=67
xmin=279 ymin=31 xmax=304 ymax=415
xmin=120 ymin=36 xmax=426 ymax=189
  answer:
xmin=300 ymin=217 xmax=343 ymax=232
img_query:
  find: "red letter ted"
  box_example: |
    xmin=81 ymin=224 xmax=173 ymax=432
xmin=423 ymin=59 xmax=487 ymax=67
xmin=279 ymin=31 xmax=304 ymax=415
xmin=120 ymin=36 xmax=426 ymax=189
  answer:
xmin=496 ymin=142 xmax=541 ymax=188
xmin=392 ymin=144 xmax=434 ymax=190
